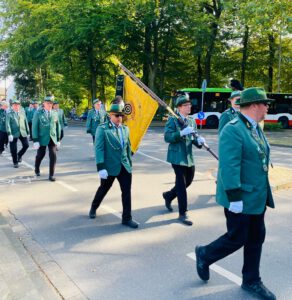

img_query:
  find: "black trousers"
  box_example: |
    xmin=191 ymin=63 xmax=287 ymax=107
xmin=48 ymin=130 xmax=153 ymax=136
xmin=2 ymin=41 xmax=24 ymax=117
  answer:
xmin=35 ymin=139 xmax=57 ymax=176
xmin=0 ymin=130 xmax=8 ymax=152
xmin=163 ymin=164 xmax=195 ymax=215
xmin=92 ymin=134 xmax=95 ymax=143
xmin=28 ymin=122 xmax=32 ymax=139
xmin=203 ymin=208 xmax=266 ymax=284
xmin=91 ymin=165 xmax=132 ymax=221
xmin=9 ymin=135 xmax=29 ymax=164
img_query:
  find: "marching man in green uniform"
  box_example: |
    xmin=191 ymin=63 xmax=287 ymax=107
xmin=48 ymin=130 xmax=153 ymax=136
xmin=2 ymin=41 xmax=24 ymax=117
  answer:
xmin=195 ymin=88 xmax=276 ymax=300
xmin=163 ymin=94 xmax=206 ymax=226
xmin=88 ymin=102 xmax=138 ymax=229
xmin=6 ymin=99 xmax=29 ymax=168
xmin=218 ymin=90 xmax=240 ymax=133
xmin=32 ymin=95 xmax=61 ymax=181
xmin=86 ymin=98 xmax=107 ymax=142
xmin=0 ymin=101 xmax=9 ymax=155
xmin=25 ymin=100 xmax=39 ymax=140
xmin=53 ymin=100 xmax=67 ymax=141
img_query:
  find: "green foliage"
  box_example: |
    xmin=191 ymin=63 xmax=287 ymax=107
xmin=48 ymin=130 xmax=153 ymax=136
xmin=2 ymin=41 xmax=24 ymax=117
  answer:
xmin=264 ymin=122 xmax=284 ymax=131
xmin=0 ymin=0 xmax=291 ymax=110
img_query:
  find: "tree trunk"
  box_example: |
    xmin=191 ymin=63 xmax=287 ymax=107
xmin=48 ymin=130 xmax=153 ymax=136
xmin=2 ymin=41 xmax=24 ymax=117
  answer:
xmin=197 ymin=53 xmax=203 ymax=87
xmin=241 ymin=25 xmax=249 ymax=87
xmin=203 ymin=0 xmax=222 ymax=85
xmin=142 ymin=25 xmax=151 ymax=86
xmin=268 ymin=34 xmax=275 ymax=92
xmin=87 ymin=45 xmax=97 ymax=101
xmin=148 ymin=20 xmax=159 ymax=92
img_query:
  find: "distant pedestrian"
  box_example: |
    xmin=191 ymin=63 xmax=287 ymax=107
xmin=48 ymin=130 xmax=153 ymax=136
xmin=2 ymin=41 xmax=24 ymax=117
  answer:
xmin=195 ymin=88 xmax=276 ymax=300
xmin=218 ymin=91 xmax=241 ymax=133
xmin=86 ymin=98 xmax=107 ymax=143
xmin=25 ymin=100 xmax=39 ymax=141
xmin=5 ymin=99 xmax=29 ymax=168
xmin=32 ymin=95 xmax=61 ymax=181
xmin=0 ymin=101 xmax=9 ymax=155
xmin=53 ymin=100 xmax=68 ymax=141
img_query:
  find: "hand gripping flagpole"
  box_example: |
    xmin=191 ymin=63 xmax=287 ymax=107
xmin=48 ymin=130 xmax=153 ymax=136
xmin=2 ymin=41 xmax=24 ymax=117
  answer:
xmin=115 ymin=59 xmax=218 ymax=160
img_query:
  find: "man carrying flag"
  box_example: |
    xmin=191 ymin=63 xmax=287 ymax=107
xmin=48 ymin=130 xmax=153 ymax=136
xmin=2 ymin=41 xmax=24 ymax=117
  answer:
xmin=88 ymin=101 xmax=138 ymax=229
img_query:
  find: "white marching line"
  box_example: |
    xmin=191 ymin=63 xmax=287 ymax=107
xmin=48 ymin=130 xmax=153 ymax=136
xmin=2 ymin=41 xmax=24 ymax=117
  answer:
xmin=136 ymin=150 xmax=204 ymax=176
xmin=56 ymin=181 xmax=78 ymax=192
xmin=187 ymin=252 xmax=242 ymax=286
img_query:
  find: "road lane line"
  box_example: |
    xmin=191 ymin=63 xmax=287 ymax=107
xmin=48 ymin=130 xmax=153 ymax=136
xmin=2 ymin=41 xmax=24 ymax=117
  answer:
xmin=187 ymin=252 xmax=242 ymax=286
xmin=56 ymin=180 xmax=78 ymax=192
xmin=136 ymin=150 xmax=204 ymax=176
xmin=2 ymin=155 xmax=139 ymax=222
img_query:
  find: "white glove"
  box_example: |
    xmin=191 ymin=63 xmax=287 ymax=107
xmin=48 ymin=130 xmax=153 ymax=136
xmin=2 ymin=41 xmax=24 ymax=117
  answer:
xmin=8 ymin=135 xmax=14 ymax=142
xmin=98 ymin=169 xmax=108 ymax=179
xmin=180 ymin=126 xmax=194 ymax=137
xmin=33 ymin=142 xmax=40 ymax=150
xmin=56 ymin=142 xmax=61 ymax=148
xmin=197 ymin=136 xmax=206 ymax=145
xmin=229 ymin=201 xmax=243 ymax=214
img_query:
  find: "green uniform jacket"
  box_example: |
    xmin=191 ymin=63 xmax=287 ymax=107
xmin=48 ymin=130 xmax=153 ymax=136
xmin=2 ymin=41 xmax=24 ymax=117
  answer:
xmin=25 ymin=108 xmax=37 ymax=123
xmin=164 ymin=115 xmax=202 ymax=167
xmin=86 ymin=109 xmax=108 ymax=136
xmin=6 ymin=110 xmax=29 ymax=138
xmin=32 ymin=108 xmax=61 ymax=146
xmin=0 ymin=109 xmax=7 ymax=132
xmin=95 ymin=121 xmax=132 ymax=176
xmin=55 ymin=109 xmax=68 ymax=129
xmin=216 ymin=113 xmax=274 ymax=214
xmin=218 ymin=107 xmax=240 ymax=134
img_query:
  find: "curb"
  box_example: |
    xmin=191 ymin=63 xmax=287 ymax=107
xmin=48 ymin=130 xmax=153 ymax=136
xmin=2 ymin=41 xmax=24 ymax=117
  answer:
xmin=2 ymin=208 xmax=88 ymax=300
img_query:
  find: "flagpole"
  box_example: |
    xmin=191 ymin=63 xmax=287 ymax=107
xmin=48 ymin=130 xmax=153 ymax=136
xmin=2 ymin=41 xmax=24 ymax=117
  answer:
xmin=116 ymin=60 xmax=218 ymax=161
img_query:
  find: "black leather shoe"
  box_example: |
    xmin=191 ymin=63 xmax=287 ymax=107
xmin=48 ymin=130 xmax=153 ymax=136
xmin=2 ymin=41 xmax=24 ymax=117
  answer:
xmin=13 ymin=163 xmax=19 ymax=168
xmin=178 ymin=214 xmax=193 ymax=226
xmin=122 ymin=219 xmax=139 ymax=229
xmin=163 ymin=192 xmax=173 ymax=212
xmin=17 ymin=156 xmax=22 ymax=163
xmin=195 ymin=246 xmax=210 ymax=281
xmin=241 ymin=281 xmax=276 ymax=300
xmin=89 ymin=207 xmax=96 ymax=219
xmin=35 ymin=170 xmax=41 ymax=176
xmin=49 ymin=176 xmax=56 ymax=182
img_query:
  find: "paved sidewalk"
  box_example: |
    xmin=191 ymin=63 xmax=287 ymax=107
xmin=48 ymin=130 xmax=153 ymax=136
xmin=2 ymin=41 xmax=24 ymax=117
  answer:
xmin=0 ymin=206 xmax=88 ymax=300
xmin=0 ymin=208 xmax=61 ymax=300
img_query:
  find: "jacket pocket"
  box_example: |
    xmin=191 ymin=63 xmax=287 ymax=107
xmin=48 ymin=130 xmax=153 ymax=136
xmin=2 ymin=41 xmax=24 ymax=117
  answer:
xmin=241 ymin=183 xmax=254 ymax=192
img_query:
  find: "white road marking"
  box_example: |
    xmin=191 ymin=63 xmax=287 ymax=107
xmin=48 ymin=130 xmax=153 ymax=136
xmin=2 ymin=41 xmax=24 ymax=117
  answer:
xmin=56 ymin=181 xmax=78 ymax=192
xmin=136 ymin=150 xmax=204 ymax=176
xmin=187 ymin=252 xmax=242 ymax=286
xmin=2 ymin=154 xmax=138 ymax=222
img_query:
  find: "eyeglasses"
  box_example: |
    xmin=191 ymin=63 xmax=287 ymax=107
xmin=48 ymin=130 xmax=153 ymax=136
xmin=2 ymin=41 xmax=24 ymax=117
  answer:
xmin=258 ymin=102 xmax=269 ymax=106
xmin=114 ymin=114 xmax=123 ymax=117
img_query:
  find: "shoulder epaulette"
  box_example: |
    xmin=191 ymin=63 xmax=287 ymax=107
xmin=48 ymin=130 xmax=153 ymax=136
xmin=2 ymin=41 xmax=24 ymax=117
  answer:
xmin=229 ymin=118 xmax=238 ymax=124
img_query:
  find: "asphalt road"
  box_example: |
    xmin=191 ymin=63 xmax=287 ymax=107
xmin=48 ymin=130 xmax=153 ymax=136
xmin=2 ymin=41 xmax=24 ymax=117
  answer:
xmin=0 ymin=126 xmax=291 ymax=300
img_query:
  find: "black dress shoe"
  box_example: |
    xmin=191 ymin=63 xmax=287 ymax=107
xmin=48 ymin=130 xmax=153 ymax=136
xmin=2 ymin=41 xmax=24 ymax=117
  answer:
xmin=178 ymin=214 xmax=193 ymax=226
xmin=241 ymin=281 xmax=276 ymax=300
xmin=49 ymin=176 xmax=56 ymax=182
xmin=13 ymin=163 xmax=19 ymax=168
xmin=122 ymin=219 xmax=139 ymax=229
xmin=89 ymin=207 xmax=96 ymax=219
xmin=17 ymin=156 xmax=22 ymax=163
xmin=163 ymin=192 xmax=173 ymax=212
xmin=195 ymin=245 xmax=210 ymax=281
xmin=35 ymin=170 xmax=41 ymax=176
